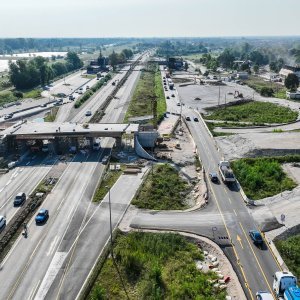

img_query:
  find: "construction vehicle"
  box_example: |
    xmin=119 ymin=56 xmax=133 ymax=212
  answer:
xmin=218 ymin=160 xmax=236 ymax=184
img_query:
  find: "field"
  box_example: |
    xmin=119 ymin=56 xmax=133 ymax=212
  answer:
xmin=231 ymin=156 xmax=298 ymax=200
xmin=124 ymin=63 xmax=166 ymax=126
xmin=245 ymin=75 xmax=287 ymax=99
xmin=89 ymin=231 xmax=226 ymax=300
xmin=275 ymin=234 xmax=300 ymax=279
xmin=0 ymin=88 xmax=42 ymax=107
xmin=132 ymin=164 xmax=189 ymax=210
xmin=205 ymin=101 xmax=298 ymax=124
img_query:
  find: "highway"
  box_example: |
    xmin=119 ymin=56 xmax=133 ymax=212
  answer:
xmin=0 ymin=52 xmax=147 ymax=300
xmin=130 ymin=68 xmax=280 ymax=299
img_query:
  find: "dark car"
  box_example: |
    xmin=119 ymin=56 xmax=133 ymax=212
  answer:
xmin=186 ymin=116 xmax=191 ymax=121
xmin=249 ymin=230 xmax=263 ymax=245
xmin=171 ymin=94 xmax=175 ymax=97
xmin=209 ymin=172 xmax=219 ymax=183
xmin=166 ymin=96 xmax=170 ymax=99
xmin=14 ymin=192 xmax=26 ymax=206
xmin=35 ymin=209 xmax=49 ymax=224
xmin=194 ymin=117 xmax=199 ymax=122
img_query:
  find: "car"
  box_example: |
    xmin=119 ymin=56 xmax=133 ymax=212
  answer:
xmin=85 ymin=110 xmax=92 ymax=116
xmin=166 ymin=96 xmax=170 ymax=99
xmin=43 ymin=85 xmax=50 ymax=91
xmin=78 ymin=90 xmax=83 ymax=95
xmin=40 ymin=103 xmax=47 ymax=107
xmin=35 ymin=209 xmax=49 ymax=224
xmin=256 ymin=291 xmax=273 ymax=300
xmin=79 ymin=87 xmax=83 ymax=91
xmin=86 ymin=85 xmax=90 ymax=90
xmin=177 ymin=102 xmax=181 ymax=106
xmin=171 ymin=94 xmax=175 ymax=97
xmin=14 ymin=192 xmax=26 ymax=206
xmin=249 ymin=230 xmax=263 ymax=245
xmin=194 ymin=117 xmax=199 ymax=122
xmin=4 ymin=113 xmax=13 ymax=120
xmin=93 ymin=139 xmax=101 ymax=150
xmin=101 ymin=155 xmax=110 ymax=164
xmin=209 ymin=172 xmax=219 ymax=183
xmin=0 ymin=215 xmax=6 ymax=229
xmin=69 ymin=95 xmax=75 ymax=101
xmin=186 ymin=116 xmax=191 ymax=121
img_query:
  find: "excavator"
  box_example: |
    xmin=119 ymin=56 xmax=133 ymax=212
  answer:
xmin=234 ymin=90 xmax=243 ymax=98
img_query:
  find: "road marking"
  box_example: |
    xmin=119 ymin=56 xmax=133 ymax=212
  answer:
xmin=34 ymin=252 xmax=68 ymax=300
xmin=0 ymin=187 xmax=3 ymax=193
xmin=207 ymin=180 xmax=254 ymax=300
xmin=5 ymin=179 xmax=12 ymax=186
xmin=46 ymin=235 xmax=59 ymax=257
xmin=233 ymin=209 xmax=237 ymax=216
xmin=237 ymin=235 xmax=244 ymax=249
xmin=27 ymin=279 xmax=40 ymax=300
xmin=239 ymin=222 xmax=274 ymax=296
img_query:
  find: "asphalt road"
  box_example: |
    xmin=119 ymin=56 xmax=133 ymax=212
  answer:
xmin=130 ymin=68 xmax=280 ymax=299
xmin=0 ymin=52 xmax=148 ymax=300
xmin=0 ymin=155 xmax=55 ymax=226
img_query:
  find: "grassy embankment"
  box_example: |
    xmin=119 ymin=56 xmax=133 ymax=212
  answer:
xmin=93 ymin=169 xmax=123 ymax=203
xmin=275 ymin=234 xmax=300 ymax=279
xmin=89 ymin=231 xmax=226 ymax=300
xmin=0 ymin=89 xmax=42 ymax=107
xmin=245 ymin=75 xmax=287 ymax=99
xmin=44 ymin=107 xmax=59 ymax=122
xmin=124 ymin=63 xmax=166 ymax=126
xmin=231 ymin=156 xmax=300 ymax=200
xmin=205 ymin=101 xmax=298 ymax=124
xmin=132 ymin=164 xmax=189 ymax=210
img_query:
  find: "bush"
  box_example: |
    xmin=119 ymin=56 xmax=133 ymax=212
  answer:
xmin=13 ymin=91 xmax=23 ymax=98
xmin=260 ymin=87 xmax=274 ymax=97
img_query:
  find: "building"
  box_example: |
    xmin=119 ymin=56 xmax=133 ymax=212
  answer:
xmin=279 ymin=65 xmax=300 ymax=79
xmin=236 ymin=72 xmax=249 ymax=80
xmin=86 ymin=57 xmax=109 ymax=74
xmin=167 ymin=57 xmax=184 ymax=70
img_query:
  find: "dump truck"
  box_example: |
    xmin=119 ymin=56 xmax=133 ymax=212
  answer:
xmin=273 ymin=271 xmax=298 ymax=299
xmin=218 ymin=160 xmax=236 ymax=184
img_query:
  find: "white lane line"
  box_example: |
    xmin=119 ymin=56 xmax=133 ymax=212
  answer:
xmin=46 ymin=235 xmax=59 ymax=257
xmin=26 ymin=162 xmax=30 ymax=166
xmin=0 ymin=187 xmax=4 ymax=193
xmin=5 ymin=179 xmax=12 ymax=186
xmin=27 ymin=279 xmax=40 ymax=300
xmin=34 ymin=252 xmax=68 ymax=300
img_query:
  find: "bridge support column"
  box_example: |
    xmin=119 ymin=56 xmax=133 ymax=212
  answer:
xmin=115 ymin=137 xmax=122 ymax=149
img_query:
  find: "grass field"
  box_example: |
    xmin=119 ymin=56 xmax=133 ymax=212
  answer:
xmin=44 ymin=107 xmax=59 ymax=122
xmin=93 ymin=169 xmax=123 ymax=203
xmin=275 ymin=234 xmax=300 ymax=280
xmin=231 ymin=156 xmax=298 ymax=200
xmin=205 ymin=101 xmax=298 ymax=124
xmin=124 ymin=63 xmax=166 ymax=126
xmin=245 ymin=75 xmax=287 ymax=99
xmin=89 ymin=231 xmax=226 ymax=300
xmin=132 ymin=164 xmax=189 ymax=210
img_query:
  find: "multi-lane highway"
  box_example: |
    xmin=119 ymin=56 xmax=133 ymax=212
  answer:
xmin=0 ymin=52 xmax=148 ymax=300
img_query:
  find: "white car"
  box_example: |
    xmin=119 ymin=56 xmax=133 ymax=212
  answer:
xmin=0 ymin=215 xmax=6 ymax=229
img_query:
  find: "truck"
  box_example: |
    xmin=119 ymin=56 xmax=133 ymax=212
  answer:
xmin=284 ymin=286 xmax=300 ymax=300
xmin=273 ymin=271 xmax=298 ymax=298
xmin=218 ymin=160 xmax=236 ymax=184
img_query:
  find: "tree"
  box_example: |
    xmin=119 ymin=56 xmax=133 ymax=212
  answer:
xmin=218 ymin=49 xmax=235 ymax=68
xmin=66 ymin=51 xmax=83 ymax=70
xmin=285 ymin=73 xmax=299 ymax=91
xmin=109 ymin=51 xmax=119 ymax=71
xmin=121 ymin=48 xmax=133 ymax=59
xmin=184 ymin=62 xmax=188 ymax=71
xmin=260 ymin=87 xmax=274 ymax=97
xmin=253 ymin=64 xmax=259 ymax=73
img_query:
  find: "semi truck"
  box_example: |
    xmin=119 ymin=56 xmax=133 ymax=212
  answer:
xmin=273 ymin=271 xmax=298 ymax=299
xmin=218 ymin=160 xmax=236 ymax=184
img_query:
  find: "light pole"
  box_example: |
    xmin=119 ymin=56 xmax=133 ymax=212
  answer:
xmin=106 ymin=185 xmax=113 ymax=254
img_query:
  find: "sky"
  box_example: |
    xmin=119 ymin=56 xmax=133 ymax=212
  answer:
xmin=0 ymin=0 xmax=299 ymax=38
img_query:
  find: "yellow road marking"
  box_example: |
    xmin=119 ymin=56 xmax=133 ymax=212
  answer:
xmin=237 ymin=235 xmax=244 ymax=249
xmin=239 ymin=222 xmax=275 ymax=296
xmin=207 ymin=180 xmax=254 ymax=300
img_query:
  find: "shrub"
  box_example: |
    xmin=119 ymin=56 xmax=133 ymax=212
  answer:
xmin=260 ymin=87 xmax=274 ymax=97
xmin=13 ymin=91 xmax=23 ymax=98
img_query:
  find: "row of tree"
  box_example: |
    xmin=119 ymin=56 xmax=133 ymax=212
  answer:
xmin=108 ymin=48 xmax=134 ymax=71
xmin=9 ymin=52 xmax=83 ymax=89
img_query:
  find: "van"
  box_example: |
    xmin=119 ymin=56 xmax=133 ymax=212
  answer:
xmin=14 ymin=192 xmax=26 ymax=206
